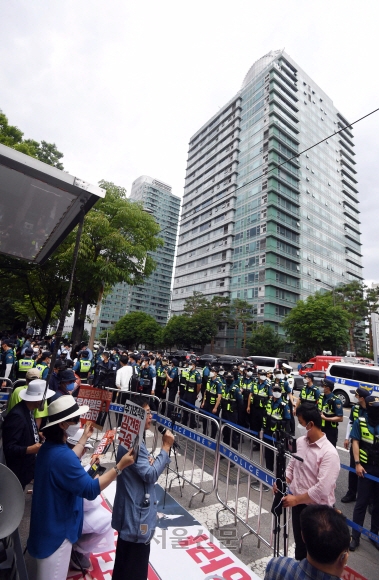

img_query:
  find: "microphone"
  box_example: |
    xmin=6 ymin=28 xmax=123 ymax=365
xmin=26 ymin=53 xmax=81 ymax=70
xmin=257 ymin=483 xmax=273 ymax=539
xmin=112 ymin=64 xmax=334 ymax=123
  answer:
xmin=157 ymin=425 xmax=180 ymax=450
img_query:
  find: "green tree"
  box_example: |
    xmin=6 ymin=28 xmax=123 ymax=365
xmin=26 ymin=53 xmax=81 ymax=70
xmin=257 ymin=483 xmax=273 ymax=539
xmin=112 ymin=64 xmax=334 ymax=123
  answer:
xmin=209 ymin=296 xmax=232 ymax=352
xmin=113 ymin=311 xmax=161 ymax=349
xmin=334 ymin=281 xmax=367 ymax=352
xmin=0 ymin=111 xmax=64 ymax=168
xmin=161 ymin=315 xmax=190 ymax=350
xmin=365 ymin=286 xmax=379 ymax=354
xmin=281 ymin=292 xmax=350 ymax=360
xmin=187 ymin=311 xmax=217 ymax=351
xmin=246 ymin=324 xmax=285 ymax=357
xmin=231 ymin=299 xmax=254 ymax=348
xmin=183 ymin=291 xmax=210 ymax=316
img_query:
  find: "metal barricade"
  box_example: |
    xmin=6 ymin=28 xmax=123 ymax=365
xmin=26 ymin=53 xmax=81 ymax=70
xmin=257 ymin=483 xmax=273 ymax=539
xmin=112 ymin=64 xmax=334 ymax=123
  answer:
xmin=153 ymin=399 xmax=220 ymax=507
xmin=216 ymin=420 xmax=279 ymax=553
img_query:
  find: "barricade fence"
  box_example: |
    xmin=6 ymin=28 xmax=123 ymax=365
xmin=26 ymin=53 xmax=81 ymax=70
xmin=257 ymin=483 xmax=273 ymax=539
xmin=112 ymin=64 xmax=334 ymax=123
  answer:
xmin=2 ymin=379 xmax=379 ymax=554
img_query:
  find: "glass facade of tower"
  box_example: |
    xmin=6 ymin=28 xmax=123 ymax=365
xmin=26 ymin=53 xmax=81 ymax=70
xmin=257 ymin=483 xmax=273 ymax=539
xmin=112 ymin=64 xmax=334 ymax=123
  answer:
xmin=172 ymin=50 xmax=363 ymax=350
xmin=97 ymin=176 xmax=180 ymax=336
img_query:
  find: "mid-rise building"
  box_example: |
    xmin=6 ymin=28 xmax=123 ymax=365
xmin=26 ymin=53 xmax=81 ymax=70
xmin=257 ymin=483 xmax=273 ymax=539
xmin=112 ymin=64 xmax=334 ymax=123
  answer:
xmin=171 ymin=50 xmax=363 ymax=350
xmin=97 ymin=176 xmax=180 ymax=336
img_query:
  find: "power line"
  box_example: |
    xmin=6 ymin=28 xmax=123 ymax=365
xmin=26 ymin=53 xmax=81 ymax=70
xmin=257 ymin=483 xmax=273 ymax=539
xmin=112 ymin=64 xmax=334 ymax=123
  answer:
xmin=158 ymin=105 xmax=379 ymax=237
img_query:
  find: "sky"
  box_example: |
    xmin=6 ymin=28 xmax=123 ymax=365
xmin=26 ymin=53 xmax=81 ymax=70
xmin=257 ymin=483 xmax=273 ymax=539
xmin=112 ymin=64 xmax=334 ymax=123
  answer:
xmin=1 ymin=0 xmax=378 ymax=282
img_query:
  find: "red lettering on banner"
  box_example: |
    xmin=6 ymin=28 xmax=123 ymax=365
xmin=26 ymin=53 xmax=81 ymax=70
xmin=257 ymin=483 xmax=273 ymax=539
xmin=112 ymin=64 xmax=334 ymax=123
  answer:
xmin=342 ymin=566 xmax=368 ymax=580
xmin=201 ymin=556 xmax=234 ymax=573
xmin=179 ymin=534 xmax=209 ymax=547
xmin=186 ymin=542 xmax=224 ymax=563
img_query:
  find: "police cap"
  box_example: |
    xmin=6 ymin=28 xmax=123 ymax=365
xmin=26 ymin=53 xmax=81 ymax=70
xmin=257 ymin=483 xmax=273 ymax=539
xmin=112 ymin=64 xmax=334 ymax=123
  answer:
xmin=355 ymin=386 xmax=373 ymax=399
xmin=304 ymin=372 xmax=314 ymax=381
xmin=366 ymin=395 xmax=379 ymax=407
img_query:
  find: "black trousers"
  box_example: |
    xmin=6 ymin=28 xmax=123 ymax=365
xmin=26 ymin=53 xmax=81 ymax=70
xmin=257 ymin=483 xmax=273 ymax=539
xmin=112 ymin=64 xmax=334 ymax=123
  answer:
xmin=182 ymin=391 xmax=197 ymax=428
xmin=113 ymin=537 xmax=150 ymax=580
xmin=352 ymin=465 xmax=379 ymax=541
xmin=347 ymin=445 xmax=358 ymax=497
xmin=202 ymin=403 xmax=219 ymax=439
xmin=250 ymin=406 xmax=264 ymax=436
xmin=222 ymin=410 xmax=240 ymax=450
xmin=322 ymin=427 xmax=338 ymax=448
xmin=292 ymin=504 xmax=307 ymax=560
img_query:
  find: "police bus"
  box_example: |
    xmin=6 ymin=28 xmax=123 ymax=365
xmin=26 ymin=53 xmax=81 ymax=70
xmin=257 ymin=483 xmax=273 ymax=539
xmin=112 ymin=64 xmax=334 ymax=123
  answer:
xmin=325 ymin=362 xmax=379 ymax=406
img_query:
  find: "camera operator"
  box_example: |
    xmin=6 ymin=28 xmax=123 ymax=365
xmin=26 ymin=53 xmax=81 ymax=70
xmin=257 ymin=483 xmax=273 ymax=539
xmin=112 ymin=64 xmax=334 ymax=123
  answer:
xmin=251 ymin=384 xmax=290 ymax=492
xmin=281 ymin=403 xmax=340 ymax=560
xmin=264 ymin=505 xmax=350 ymax=580
xmin=112 ymin=401 xmax=174 ymax=580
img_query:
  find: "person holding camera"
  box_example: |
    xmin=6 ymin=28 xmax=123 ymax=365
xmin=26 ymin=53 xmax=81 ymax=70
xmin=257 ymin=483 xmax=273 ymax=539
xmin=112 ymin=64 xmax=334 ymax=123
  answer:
xmin=280 ymin=403 xmax=340 ymax=561
xmin=27 ymin=395 xmax=134 ymax=580
xmin=112 ymin=400 xmax=174 ymax=580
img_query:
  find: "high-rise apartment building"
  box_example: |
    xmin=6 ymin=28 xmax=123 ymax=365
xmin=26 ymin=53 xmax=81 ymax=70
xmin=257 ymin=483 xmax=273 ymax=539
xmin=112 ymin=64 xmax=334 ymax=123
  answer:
xmin=97 ymin=176 xmax=180 ymax=336
xmin=171 ymin=50 xmax=363 ymax=350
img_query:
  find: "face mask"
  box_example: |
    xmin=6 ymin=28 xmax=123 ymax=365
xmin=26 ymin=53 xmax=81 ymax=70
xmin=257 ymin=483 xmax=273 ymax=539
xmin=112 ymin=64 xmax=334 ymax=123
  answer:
xmin=210 ymin=372 xmax=216 ymax=378
xmin=33 ymin=348 xmax=39 ymax=353
xmin=66 ymin=382 xmax=76 ymax=392
xmin=277 ymin=373 xmax=284 ymax=380
xmin=259 ymin=375 xmax=266 ymax=381
xmin=298 ymin=424 xmax=306 ymax=432
xmin=246 ymin=372 xmax=253 ymax=377
xmin=303 ymin=378 xmax=309 ymax=385
xmin=272 ymin=391 xmax=281 ymax=399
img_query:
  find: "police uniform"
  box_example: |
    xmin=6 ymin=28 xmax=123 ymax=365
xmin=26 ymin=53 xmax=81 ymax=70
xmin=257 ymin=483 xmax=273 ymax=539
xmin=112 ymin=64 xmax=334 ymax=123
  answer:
xmin=350 ymin=408 xmax=379 ymax=549
xmin=166 ymin=364 xmax=179 ymax=405
xmin=342 ymin=402 xmax=368 ymax=502
xmin=221 ymin=378 xmax=242 ymax=450
xmin=249 ymin=377 xmax=272 ymax=436
xmin=1 ymin=347 xmax=15 ymax=380
xmin=15 ymin=357 xmax=34 ymax=379
xmin=34 ymin=361 xmax=49 ymax=381
xmin=202 ymin=375 xmax=223 ymax=439
xmin=299 ymin=383 xmax=320 ymax=405
xmin=201 ymin=365 xmax=211 ymax=396
xmin=239 ymin=375 xmax=253 ymax=428
xmin=263 ymin=395 xmax=291 ymax=471
xmin=93 ymin=358 xmax=117 ymax=389
xmin=282 ymin=370 xmax=295 ymax=434
xmin=317 ymin=392 xmax=343 ymax=447
xmin=182 ymin=367 xmax=201 ymax=429
xmin=73 ymin=357 xmax=92 ymax=381
xmin=155 ymin=363 xmax=168 ymax=400
xmin=139 ymin=364 xmax=155 ymax=396
xmin=179 ymin=366 xmax=189 ymax=402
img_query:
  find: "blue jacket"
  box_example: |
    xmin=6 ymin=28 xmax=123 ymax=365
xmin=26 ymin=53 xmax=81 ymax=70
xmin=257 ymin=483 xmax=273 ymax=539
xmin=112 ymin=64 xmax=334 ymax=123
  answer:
xmin=112 ymin=440 xmax=170 ymax=543
xmin=28 ymin=441 xmax=100 ymax=558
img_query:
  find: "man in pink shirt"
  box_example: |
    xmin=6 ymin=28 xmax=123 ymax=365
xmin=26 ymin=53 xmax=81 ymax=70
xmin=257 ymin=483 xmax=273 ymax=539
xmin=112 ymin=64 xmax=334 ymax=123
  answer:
xmin=283 ymin=403 xmax=340 ymax=560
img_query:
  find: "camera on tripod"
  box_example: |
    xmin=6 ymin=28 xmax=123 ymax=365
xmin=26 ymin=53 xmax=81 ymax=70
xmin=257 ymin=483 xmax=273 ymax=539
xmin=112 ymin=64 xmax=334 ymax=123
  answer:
xmin=170 ymin=411 xmax=182 ymax=423
xmin=271 ymin=418 xmax=297 ymax=454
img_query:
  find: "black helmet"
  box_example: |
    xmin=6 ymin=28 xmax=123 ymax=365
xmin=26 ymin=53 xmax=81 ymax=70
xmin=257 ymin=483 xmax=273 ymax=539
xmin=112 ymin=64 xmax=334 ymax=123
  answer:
xmin=210 ymin=366 xmax=219 ymax=373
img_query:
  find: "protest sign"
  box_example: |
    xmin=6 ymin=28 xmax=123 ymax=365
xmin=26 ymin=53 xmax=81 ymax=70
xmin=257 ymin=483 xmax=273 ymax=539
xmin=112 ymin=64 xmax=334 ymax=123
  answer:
xmin=92 ymin=429 xmax=116 ymax=460
xmin=76 ymin=386 xmax=112 ymax=430
xmin=118 ymin=399 xmax=146 ymax=458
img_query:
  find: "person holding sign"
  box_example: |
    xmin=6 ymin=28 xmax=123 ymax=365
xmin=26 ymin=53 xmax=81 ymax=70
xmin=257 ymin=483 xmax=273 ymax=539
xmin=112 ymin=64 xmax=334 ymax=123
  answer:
xmin=27 ymin=395 xmax=134 ymax=580
xmin=112 ymin=400 xmax=174 ymax=580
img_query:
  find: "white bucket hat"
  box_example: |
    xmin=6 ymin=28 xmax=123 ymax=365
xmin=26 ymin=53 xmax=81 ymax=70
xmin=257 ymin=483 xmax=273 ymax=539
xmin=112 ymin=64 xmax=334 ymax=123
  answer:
xmin=66 ymin=427 xmax=92 ymax=449
xmin=19 ymin=379 xmax=55 ymax=402
xmin=42 ymin=395 xmax=89 ymax=429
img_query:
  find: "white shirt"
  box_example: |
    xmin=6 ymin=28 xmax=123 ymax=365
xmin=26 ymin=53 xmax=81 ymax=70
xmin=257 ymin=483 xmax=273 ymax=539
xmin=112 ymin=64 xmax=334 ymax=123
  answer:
xmin=116 ymin=365 xmax=133 ymax=391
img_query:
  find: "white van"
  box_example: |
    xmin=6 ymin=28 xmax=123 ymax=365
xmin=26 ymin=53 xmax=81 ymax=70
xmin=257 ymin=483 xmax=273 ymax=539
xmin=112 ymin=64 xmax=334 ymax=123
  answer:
xmin=245 ymin=356 xmax=290 ymax=373
xmin=326 ymin=362 xmax=379 ymax=407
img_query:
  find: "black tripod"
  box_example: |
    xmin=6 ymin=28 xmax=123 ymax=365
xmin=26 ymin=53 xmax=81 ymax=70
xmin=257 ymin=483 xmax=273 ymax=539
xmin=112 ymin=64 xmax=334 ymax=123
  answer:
xmin=162 ymin=415 xmax=183 ymax=508
xmin=271 ymin=429 xmax=303 ymax=557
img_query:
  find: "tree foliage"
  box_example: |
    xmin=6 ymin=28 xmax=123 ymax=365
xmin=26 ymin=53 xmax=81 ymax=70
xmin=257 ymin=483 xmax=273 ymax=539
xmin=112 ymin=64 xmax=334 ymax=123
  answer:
xmin=112 ymin=311 xmax=161 ymax=349
xmin=281 ymin=292 xmax=350 ymax=360
xmin=246 ymin=324 xmax=286 ymax=357
xmin=161 ymin=315 xmax=190 ymax=350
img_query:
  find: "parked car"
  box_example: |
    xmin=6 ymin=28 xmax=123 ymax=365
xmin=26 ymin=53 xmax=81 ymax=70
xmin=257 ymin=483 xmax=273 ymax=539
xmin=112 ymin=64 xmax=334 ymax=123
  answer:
xmin=215 ymin=355 xmax=244 ymax=371
xmin=244 ymin=356 xmax=289 ymax=373
xmin=293 ymin=371 xmax=326 ymax=391
xmin=197 ymin=354 xmax=218 ymax=367
xmin=167 ymin=351 xmax=198 ymax=366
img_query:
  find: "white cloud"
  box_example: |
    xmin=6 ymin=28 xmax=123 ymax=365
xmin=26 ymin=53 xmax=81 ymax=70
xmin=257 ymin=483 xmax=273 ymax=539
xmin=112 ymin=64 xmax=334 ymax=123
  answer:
xmin=1 ymin=0 xmax=378 ymax=277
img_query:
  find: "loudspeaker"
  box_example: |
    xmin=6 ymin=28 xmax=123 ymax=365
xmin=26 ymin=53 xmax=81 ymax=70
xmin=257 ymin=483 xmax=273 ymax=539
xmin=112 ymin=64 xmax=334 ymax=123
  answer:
xmin=0 ymin=464 xmax=25 ymax=537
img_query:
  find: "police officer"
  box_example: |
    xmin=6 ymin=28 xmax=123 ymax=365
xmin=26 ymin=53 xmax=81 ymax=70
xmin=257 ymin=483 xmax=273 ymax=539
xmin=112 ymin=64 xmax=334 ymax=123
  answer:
xmin=73 ymin=350 xmax=92 ymax=382
xmin=349 ymin=395 xmax=379 ymax=551
xmin=111 ymin=348 xmax=120 ymax=369
xmin=179 ymin=362 xmax=190 ymax=403
xmin=201 ymin=362 xmax=211 ymax=397
xmin=247 ymin=370 xmax=272 ymax=449
xmin=282 ymin=363 xmax=296 ymax=434
xmin=341 ymin=386 xmax=371 ymax=503
xmin=221 ymin=372 xmax=242 ymax=451
xmin=239 ymin=367 xmax=254 ymax=429
xmin=317 ymin=379 xmax=343 ymax=447
xmin=165 ymin=358 xmax=180 ymax=417
xmin=201 ymin=366 xmax=223 ymax=439
xmin=34 ymin=351 xmax=51 ymax=380
xmin=182 ymin=360 xmax=201 ymax=428
xmin=93 ymin=351 xmax=117 ymax=389
xmin=15 ymin=347 xmax=35 ymax=379
xmin=155 ymin=357 xmax=168 ymax=400
xmin=254 ymin=384 xmax=290 ymax=489
xmin=296 ymin=372 xmax=320 ymax=410
xmin=128 ymin=352 xmax=140 ymax=392
xmin=155 ymin=350 xmax=163 ymax=371
xmin=1 ymin=339 xmax=15 ymax=383
xmin=139 ymin=357 xmax=156 ymax=396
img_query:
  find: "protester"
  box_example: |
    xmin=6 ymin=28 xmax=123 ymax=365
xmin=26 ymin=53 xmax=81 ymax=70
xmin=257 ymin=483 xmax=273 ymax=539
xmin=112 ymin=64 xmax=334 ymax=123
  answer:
xmin=281 ymin=403 xmax=340 ymax=560
xmin=264 ymin=505 xmax=350 ymax=579
xmin=27 ymin=395 xmax=134 ymax=580
xmin=52 ymin=368 xmax=79 ymax=400
xmin=112 ymin=400 xmax=174 ymax=580
xmin=7 ymin=369 xmax=48 ymax=428
xmin=3 ymin=379 xmax=55 ymax=488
